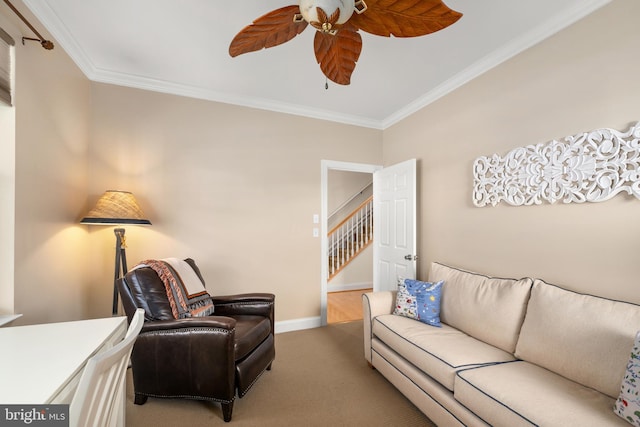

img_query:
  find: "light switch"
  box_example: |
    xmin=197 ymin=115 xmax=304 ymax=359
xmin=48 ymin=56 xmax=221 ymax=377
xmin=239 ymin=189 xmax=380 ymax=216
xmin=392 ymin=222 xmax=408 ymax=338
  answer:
xmin=313 ymin=228 xmax=319 ymax=237
xmin=313 ymin=214 xmax=319 ymax=224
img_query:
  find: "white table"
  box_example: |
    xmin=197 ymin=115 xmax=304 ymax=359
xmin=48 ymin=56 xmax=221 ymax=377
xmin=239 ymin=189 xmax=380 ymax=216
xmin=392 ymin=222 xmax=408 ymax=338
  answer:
xmin=0 ymin=316 xmax=127 ymax=404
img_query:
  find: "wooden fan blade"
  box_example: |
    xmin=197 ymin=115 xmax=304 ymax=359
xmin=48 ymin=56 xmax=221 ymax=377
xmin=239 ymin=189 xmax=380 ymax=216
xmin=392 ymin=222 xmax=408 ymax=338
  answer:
xmin=350 ymin=0 xmax=462 ymax=38
xmin=229 ymin=5 xmax=308 ymax=57
xmin=314 ymin=26 xmax=362 ymax=85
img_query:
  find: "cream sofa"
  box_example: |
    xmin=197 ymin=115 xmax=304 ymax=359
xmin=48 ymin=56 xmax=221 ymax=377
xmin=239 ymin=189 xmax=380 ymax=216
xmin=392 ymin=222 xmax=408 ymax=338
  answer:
xmin=362 ymin=262 xmax=640 ymax=426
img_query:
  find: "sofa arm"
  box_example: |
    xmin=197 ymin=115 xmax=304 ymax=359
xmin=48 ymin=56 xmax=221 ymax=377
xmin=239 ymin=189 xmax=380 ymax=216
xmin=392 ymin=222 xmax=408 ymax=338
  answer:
xmin=362 ymin=291 xmax=397 ymax=364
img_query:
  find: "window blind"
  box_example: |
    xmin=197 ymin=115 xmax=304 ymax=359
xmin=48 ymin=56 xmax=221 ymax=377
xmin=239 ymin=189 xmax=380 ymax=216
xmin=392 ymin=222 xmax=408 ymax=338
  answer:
xmin=0 ymin=27 xmax=15 ymax=106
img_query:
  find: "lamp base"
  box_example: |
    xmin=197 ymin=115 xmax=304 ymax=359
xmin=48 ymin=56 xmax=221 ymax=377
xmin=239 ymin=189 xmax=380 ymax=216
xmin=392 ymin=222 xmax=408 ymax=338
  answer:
xmin=113 ymin=228 xmax=128 ymax=316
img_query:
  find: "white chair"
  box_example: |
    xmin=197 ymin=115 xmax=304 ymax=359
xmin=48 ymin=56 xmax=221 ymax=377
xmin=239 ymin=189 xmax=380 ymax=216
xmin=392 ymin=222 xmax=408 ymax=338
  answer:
xmin=69 ymin=308 xmax=144 ymax=427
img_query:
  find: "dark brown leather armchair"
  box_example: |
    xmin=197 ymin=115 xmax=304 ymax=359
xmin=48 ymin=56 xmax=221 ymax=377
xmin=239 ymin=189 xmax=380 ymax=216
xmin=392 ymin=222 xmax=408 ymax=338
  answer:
xmin=116 ymin=258 xmax=275 ymax=422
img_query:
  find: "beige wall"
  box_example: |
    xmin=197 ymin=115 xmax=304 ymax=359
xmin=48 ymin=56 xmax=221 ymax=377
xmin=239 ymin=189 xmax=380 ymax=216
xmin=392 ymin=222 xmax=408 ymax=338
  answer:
xmin=383 ymin=0 xmax=640 ymax=304
xmin=87 ymin=83 xmax=382 ymax=323
xmin=3 ymin=0 xmax=92 ymax=324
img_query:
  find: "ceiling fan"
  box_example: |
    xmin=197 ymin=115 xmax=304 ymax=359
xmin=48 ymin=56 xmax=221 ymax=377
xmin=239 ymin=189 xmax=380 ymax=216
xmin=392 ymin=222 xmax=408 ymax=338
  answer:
xmin=229 ymin=0 xmax=462 ymax=86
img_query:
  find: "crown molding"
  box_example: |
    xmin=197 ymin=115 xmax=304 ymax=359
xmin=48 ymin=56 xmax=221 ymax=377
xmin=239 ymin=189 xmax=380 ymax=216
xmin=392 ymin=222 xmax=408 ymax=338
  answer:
xmin=92 ymin=67 xmax=385 ymax=129
xmin=23 ymin=0 xmax=610 ymax=131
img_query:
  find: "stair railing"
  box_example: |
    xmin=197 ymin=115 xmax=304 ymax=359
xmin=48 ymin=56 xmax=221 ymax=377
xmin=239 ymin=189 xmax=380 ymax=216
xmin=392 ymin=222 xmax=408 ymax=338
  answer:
xmin=328 ymin=195 xmax=373 ymax=280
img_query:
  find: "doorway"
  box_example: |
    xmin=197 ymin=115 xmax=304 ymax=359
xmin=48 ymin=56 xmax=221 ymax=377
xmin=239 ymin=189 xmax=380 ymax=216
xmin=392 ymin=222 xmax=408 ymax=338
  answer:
xmin=320 ymin=159 xmax=418 ymax=325
xmin=320 ymin=161 xmax=382 ymax=326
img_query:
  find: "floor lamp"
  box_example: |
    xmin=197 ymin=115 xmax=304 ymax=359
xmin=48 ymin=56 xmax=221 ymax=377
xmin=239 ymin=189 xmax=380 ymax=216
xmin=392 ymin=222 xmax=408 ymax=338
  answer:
xmin=81 ymin=190 xmax=151 ymax=315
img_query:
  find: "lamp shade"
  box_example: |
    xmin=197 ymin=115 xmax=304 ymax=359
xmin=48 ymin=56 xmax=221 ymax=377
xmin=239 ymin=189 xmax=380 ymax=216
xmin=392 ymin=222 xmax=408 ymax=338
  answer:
xmin=80 ymin=190 xmax=151 ymax=225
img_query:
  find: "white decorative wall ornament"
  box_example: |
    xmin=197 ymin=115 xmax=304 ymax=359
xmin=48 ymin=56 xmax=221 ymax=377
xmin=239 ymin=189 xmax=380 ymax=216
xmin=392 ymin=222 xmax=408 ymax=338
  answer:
xmin=473 ymin=122 xmax=640 ymax=207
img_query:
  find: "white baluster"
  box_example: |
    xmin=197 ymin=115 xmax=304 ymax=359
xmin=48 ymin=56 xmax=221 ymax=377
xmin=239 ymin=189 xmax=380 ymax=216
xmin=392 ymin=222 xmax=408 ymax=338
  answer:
xmin=340 ymin=226 xmax=345 ymax=268
xmin=367 ymin=200 xmax=372 ymax=243
xmin=331 ymin=232 xmax=336 ymax=275
xmin=355 ymin=209 xmax=360 ymax=252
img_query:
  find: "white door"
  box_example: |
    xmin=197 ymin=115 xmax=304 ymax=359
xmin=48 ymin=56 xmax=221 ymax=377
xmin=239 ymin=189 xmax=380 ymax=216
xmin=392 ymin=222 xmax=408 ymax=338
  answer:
xmin=373 ymin=159 xmax=417 ymax=292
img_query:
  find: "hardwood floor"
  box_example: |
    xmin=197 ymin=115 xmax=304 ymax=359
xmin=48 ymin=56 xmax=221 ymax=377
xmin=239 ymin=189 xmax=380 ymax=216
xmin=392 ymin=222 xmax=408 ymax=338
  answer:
xmin=327 ymin=288 xmax=372 ymax=324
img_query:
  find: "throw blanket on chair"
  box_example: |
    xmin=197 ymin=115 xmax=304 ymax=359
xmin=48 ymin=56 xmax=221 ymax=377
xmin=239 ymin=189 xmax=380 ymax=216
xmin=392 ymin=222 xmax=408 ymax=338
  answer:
xmin=136 ymin=258 xmax=215 ymax=319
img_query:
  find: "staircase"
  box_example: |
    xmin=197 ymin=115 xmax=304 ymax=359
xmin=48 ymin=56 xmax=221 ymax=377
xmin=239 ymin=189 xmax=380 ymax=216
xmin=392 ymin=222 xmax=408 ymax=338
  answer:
xmin=328 ymin=195 xmax=373 ymax=280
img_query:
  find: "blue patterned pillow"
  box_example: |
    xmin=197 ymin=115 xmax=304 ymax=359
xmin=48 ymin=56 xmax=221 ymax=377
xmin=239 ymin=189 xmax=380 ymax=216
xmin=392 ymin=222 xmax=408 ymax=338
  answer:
xmin=614 ymin=331 xmax=640 ymax=426
xmin=394 ymin=278 xmax=444 ymax=327
xmin=414 ymin=280 xmax=444 ymax=327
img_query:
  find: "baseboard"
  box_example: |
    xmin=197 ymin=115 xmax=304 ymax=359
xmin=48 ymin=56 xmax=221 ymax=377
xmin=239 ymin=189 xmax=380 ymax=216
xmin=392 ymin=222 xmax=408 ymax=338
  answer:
xmin=327 ymin=282 xmax=372 ymax=293
xmin=274 ymin=316 xmax=322 ymax=334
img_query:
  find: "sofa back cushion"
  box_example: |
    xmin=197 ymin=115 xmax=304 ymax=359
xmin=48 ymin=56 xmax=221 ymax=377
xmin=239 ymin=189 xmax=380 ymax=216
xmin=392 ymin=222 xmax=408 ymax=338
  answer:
xmin=428 ymin=263 xmax=533 ymax=353
xmin=515 ymin=279 xmax=640 ymax=399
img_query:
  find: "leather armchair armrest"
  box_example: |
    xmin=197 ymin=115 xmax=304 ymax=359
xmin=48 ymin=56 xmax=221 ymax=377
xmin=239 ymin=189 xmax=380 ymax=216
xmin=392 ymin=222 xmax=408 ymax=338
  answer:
xmin=135 ymin=316 xmax=237 ymax=363
xmin=139 ymin=316 xmax=236 ymax=334
xmin=212 ymin=293 xmax=275 ymax=333
xmin=212 ymin=293 xmax=275 ymax=318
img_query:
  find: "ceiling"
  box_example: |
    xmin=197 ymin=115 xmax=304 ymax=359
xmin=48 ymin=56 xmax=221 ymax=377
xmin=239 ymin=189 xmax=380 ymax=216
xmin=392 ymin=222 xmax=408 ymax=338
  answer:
xmin=21 ymin=0 xmax=609 ymax=129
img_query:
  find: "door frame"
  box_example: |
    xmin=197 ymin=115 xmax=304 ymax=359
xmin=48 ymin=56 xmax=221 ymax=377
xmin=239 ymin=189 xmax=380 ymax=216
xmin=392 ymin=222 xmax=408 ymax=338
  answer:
xmin=320 ymin=160 xmax=382 ymax=326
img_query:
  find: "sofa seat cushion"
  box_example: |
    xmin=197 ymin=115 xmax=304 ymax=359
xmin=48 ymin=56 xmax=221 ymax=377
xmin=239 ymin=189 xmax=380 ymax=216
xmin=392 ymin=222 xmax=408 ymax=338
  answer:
xmin=233 ymin=315 xmax=271 ymax=361
xmin=455 ymin=360 xmax=629 ymax=427
xmin=373 ymin=314 xmax=516 ymax=391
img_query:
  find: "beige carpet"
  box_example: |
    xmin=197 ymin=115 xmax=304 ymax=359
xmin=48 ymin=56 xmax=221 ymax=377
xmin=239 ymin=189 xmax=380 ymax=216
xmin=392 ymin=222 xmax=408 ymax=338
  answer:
xmin=125 ymin=320 xmax=435 ymax=426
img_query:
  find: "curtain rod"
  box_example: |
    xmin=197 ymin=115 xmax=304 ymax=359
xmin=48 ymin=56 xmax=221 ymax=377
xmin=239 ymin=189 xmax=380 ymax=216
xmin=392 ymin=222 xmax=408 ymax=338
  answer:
xmin=2 ymin=0 xmax=53 ymax=50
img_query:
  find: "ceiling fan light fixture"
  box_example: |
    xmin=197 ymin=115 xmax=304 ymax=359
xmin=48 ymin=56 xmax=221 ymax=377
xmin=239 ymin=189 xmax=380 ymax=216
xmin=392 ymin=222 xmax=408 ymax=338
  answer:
xmin=299 ymin=0 xmax=355 ymax=32
xmin=229 ymin=0 xmax=462 ymax=86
